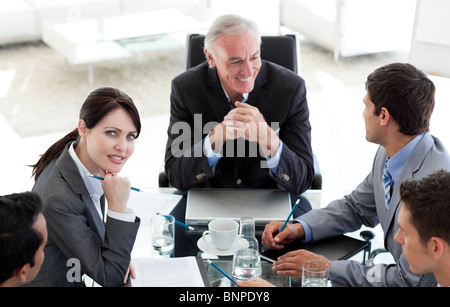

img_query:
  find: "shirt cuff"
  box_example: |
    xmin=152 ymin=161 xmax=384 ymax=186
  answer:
xmin=294 ymin=217 xmax=313 ymax=243
xmin=204 ymin=134 xmax=222 ymax=168
xmin=265 ymin=141 xmax=283 ymax=174
xmin=107 ymin=208 xmax=136 ymax=223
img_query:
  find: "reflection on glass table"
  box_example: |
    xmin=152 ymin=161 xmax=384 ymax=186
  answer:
xmin=200 ymin=256 xmax=298 ymax=287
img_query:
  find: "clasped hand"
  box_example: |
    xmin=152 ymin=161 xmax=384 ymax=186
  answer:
xmin=210 ymin=102 xmax=280 ymax=158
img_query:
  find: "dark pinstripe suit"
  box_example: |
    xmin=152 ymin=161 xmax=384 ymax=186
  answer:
xmin=164 ymin=61 xmax=314 ymax=195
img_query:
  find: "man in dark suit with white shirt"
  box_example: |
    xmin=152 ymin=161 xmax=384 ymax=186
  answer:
xmin=164 ymin=15 xmax=314 ymax=214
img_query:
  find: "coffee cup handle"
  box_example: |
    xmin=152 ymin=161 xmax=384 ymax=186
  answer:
xmin=202 ymin=230 xmax=212 ymax=244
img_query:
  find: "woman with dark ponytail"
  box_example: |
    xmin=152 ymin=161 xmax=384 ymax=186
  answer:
xmin=28 ymin=87 xmax=141 ymax=287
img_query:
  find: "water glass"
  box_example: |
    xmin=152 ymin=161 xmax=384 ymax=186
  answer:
xmin=302 ymin=260 xmax=329 ymax=287
xmin=151 ymin=214 xmax=175 ymax=258
xmin=232 ymin=217 xmax=262 ymax=280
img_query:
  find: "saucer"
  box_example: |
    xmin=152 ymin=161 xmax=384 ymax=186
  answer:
xmin=197 ymin=235 xmax=237 ymax=256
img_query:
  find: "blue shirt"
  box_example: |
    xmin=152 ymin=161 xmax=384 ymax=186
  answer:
xmin=385 ymin=133 xmax=424 ymax=190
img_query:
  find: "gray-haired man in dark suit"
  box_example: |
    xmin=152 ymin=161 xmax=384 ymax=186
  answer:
xmin=164 ymin=14 xmax=314 ymax=214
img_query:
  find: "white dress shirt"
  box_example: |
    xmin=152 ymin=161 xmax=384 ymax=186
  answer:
xmin=69 ymin=143 xmax=136 ymax=223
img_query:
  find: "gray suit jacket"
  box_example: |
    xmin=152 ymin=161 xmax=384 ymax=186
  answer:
xmin=301 ymin=133 xmax=450 ymax=286
xmin=27 ymin=144 xmax=140 ymax=287
xmin=165 ymin=61 xmax=314 ymax=194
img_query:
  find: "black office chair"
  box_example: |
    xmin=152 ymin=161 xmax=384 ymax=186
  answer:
xmin=159 ymin=33 xmax=322 ymax=190
xmin=186 ymin=33 xmax=300 ymax=73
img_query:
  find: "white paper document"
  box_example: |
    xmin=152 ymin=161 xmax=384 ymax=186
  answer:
xmin=131 ymin=256 xmax=206 ymax=287
xmin=127 ymin=191 xmax=183 ymax=259
xmin=127 ymin=190 xmax=182 ymax=218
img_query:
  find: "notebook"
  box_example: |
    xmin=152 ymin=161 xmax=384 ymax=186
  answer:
xmin=185 ymin=189 xmax=292 ymax=227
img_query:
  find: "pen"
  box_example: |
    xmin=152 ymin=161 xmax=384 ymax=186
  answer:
xmin=207 ymin=260 xmax=239 ymax=287
xmin=279 ymin=199 xmax=300 ymax=233
xmin=157 ymin=213 xmax=195 ymax=231
xmin=87 ymin=174 xmax=142 ymax=192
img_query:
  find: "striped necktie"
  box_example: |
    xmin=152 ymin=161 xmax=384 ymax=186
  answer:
xmin=382 ymin=162 xmax=392 ymax=208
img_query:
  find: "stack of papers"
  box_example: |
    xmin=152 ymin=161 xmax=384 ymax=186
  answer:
xmin=128 ymin=190 xmax=182 ymax=218
xmin=127 ymin=191 xmax=208 ymax=287
xmin=131 ymin=256 xmax=206 ymax=287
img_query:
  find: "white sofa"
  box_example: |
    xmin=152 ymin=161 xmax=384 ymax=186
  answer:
xmin=27 ymin=0 xmax=121 ymax=35
xmin=2 ymin=0 xmax=418 ymax=63
xmin=0 ymin=0 xmax=206 ymax=45
xmin=0 ymin=1 xmax=36 ymax=45
xmin=281 ymin=0 xmax=417 ymax=62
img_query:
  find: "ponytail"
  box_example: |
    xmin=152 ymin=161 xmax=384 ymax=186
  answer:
xmin=30 ymin=87 xmax=140 ymax=181
xmin=31 ymin=129 xmax=79 ymax=180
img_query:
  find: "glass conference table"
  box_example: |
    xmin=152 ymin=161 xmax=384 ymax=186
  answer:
xmin=128 ymin=188 xmax=364 ymax=287
xmin=164 ymin=189 xmax=293 ymax=287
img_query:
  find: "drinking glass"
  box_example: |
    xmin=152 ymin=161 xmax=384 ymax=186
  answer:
xmin=151 ymin=214 xmax=175 ymax=258
xmin=232 ymin=216 xmax=262 ymax=280
xmin=302 ymin=260 xmax=329 ymax=287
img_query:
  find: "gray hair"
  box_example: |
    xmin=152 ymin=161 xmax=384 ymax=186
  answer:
xmin=205 ymin=14 xmax=261 ymax=59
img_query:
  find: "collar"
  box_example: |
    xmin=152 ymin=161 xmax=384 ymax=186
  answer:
xmin=68 ymin=143 xmax=104 ymax=203
xmin=385 ymin=133 xmax=424 ymax=184
xmin=220 ymin=83 xmax=249 ymax=107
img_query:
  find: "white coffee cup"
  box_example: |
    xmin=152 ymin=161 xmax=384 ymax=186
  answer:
xmin=202 ymin=219 xmax=239 ymax=250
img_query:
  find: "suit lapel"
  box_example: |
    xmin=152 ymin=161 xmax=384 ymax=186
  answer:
xmin=246 ymin=61 xmax=267 ymax=108
xmin=56 ymin=145 xmax=106 ymax=239
xmin=206 ymin=66 xmax=232 ymax=121
xmin=384 ymin=133 xmax=434 ymax=232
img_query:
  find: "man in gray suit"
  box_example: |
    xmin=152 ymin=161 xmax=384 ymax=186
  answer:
xmin=261 ymin=63 xmax=450 ymax=287
xmin=164 ymin=15 xmax=314 ymax=214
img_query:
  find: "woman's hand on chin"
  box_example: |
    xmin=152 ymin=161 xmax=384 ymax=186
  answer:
xmin=101 ymin=172 xmax=131 ymax=214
